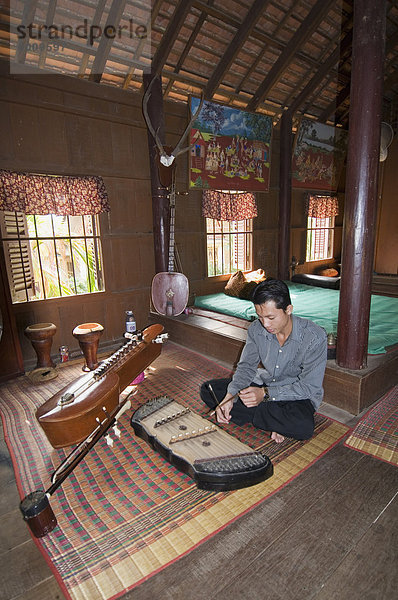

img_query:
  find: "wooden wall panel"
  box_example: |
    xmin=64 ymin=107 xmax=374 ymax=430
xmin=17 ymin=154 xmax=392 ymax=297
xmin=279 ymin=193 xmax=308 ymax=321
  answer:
xmin=375 ymin=138 xmax=398 ymax=274
xmin=110 ymin=122 xmax=135 ymax=172
xmin=103 ymin=179 xmax=152 ymax=234
xmin=0 ymin=103 xmax=14 ymax=162
xmin=9 ymin=104 xmax=42 ymax=163
xmin=131 ymin=126 xmax=152 ymax=180
xmin=36 ymin=109 xmax=68 ymax=168
xmin=106 ymin=236 xmax=155 ymax=291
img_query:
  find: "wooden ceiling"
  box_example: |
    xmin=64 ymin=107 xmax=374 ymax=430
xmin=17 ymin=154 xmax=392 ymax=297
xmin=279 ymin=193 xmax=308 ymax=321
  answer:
xmin=2 ymin=0 xmax=398 ymax=129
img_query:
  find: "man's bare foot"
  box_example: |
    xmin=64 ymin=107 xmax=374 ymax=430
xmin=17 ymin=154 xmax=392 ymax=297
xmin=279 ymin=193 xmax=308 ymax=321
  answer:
xmin=271 ymin=431 xmax=285 ymax=443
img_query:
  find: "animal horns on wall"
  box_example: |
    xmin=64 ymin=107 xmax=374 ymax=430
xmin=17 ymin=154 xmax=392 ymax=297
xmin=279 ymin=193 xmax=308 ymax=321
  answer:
xmin=142 ymin=77 xmax=204 ymax=169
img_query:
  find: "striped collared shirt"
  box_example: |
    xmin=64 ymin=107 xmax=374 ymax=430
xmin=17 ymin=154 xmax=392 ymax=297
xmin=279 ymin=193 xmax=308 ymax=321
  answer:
xmin=227 ymin=314 xmax=327 ymax=410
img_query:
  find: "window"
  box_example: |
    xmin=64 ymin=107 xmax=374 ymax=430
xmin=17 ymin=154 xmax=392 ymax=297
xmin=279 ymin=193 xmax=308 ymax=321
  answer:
xmin=206 ymin=218 xmax=253 ymax=276
xmin=0 ymin=211 xmax=105 ymax=303
xmin=306 ymin=215 xmax=335 ymax=262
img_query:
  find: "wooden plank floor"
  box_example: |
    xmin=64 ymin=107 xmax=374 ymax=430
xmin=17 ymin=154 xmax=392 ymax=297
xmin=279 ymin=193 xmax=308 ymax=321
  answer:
xmin=1 ymin=355 xmax=397 ymax=600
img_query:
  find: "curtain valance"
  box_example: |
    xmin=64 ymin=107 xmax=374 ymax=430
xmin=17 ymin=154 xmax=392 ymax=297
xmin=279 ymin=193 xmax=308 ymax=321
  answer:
xmin=306 ymin=194 xmax=339 ymax=218
xmin=202 ymin=189 xmax=257 ymax=221
xmin=0 ymin=170 xmax=110 ymax=215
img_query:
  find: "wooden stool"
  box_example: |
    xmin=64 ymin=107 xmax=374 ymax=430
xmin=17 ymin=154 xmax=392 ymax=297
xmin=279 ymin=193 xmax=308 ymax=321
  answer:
xmin=72 ymin=322 xmax=104 ymax=371
xmin=24 ymin=323 xmax=57 ymax=369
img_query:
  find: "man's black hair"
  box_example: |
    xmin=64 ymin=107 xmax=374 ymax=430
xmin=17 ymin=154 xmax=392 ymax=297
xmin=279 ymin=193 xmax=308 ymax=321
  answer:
xmin=251 ymin=278 xmax=292 ymax=311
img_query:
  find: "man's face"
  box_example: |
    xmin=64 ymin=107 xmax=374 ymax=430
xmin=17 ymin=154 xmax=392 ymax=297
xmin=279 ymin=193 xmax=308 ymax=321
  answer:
xmin=255 ymin=300 xmax=293 ymax=336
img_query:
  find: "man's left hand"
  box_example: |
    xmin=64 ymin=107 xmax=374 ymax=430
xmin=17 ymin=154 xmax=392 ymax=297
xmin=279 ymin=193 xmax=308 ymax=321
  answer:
xmin=239 ymin=386 xmax=266 ymax=407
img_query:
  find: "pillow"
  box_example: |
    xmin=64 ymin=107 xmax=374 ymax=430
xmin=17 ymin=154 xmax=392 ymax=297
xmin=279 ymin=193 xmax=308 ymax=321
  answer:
xmin=245 ymin=268 xmax=266 ymax=283
xmin=224 ymin=270 xmax=247 ymax=297
xmin=317 ymin=268 xmax=339 ymax=277
xmin=238 ymin=281 xmax=258 ymax=300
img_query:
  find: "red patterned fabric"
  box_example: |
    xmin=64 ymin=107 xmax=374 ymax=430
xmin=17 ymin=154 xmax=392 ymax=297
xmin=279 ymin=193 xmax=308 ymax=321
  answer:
xmin=306 ymin=194 xmax=338 ymax=218
xmin=0 ymin=170 xmax=110 ymax=215
xmin=202 ymin=189 xmax=257 ymax=221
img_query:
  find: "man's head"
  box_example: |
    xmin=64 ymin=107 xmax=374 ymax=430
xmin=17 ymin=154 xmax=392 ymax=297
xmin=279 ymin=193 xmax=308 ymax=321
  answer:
xmin=251 ymin=278 xmax=292 ymax=310
xmin=251 ymin=279 xmax=293 ymax=336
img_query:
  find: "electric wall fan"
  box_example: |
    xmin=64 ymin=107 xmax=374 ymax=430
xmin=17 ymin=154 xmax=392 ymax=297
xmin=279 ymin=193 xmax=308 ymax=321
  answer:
xmin=379 ymin=122 xmax=394 ymax=162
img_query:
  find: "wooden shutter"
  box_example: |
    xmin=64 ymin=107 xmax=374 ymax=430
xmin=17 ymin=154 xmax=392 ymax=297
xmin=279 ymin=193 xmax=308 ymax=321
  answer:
xmin=0 ymin=211 xmax=35 ymax=302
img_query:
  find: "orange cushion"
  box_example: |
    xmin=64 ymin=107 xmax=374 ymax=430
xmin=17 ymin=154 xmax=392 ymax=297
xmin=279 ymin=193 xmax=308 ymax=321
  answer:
xmin=318 ymin=268 xmax=339 ymax=277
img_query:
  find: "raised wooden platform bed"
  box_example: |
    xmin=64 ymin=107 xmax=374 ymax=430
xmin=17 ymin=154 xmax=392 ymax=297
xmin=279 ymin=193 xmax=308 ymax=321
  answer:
xmin=149 ymin=310 xmax=398 ymax=416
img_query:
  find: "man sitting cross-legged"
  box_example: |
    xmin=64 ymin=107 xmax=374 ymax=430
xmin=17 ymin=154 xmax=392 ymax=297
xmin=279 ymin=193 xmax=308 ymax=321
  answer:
xmin=200 ymin=279 xmax=327 ymax=443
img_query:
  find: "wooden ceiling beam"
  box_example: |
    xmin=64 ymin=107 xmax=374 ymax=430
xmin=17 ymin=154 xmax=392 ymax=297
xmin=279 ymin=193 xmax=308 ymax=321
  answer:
xmin=15 ymin=0 xmax=40 ymax=63
xmin=235 ymin=3 xmax=295 ymax=95
xmin=150 ymin=0 xmax=195 ymax=76
xmin=247 ymin=0 xmax=337 ymax=112
xmin=288 ymin=30 xmax=353 ymax=118
xmin=89 ymin=0 xmax=127 ymax=83
xmin=204 ymin=0 xmax=269 ymax=99
xmin=174 ymin=0 xmax=212 ymax=73
xmin=192 ymin=0 xmax=332 ymax=71
xmin=78 ymin=0 xmax=107 ymax=77
xmin=192 ymin=0 xmax=289 ymax=54
xmin=122 ymin=0 xmax=163 ymax=89
xmin=38 ymin=0 xmax=58 ymax=68
xmin=164 ymin=0 xmax=214 ymax=98
xmin=319 ymin=84 xmax=350 ymax=124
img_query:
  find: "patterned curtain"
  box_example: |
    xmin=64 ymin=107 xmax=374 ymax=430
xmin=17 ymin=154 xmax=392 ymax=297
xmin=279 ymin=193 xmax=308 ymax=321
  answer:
xmin=306 ymin=194 xmax=339 ymax=218
xmin=202 ymin=189 xmax=257 ymax=221
xmin=0 ymin=170 xmax=110 ymax=215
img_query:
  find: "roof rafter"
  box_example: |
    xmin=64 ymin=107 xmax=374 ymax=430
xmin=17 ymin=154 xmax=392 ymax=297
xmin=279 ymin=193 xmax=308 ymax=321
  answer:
xmin=78 ymin=0 xmax=107 ymax=77
xmin=150 ymin=0 xmax=196 ymax=77
xmin=288 ymin=30 xmax=353 ymax=119
xmin=15 ymin=0 xmax=40 ymax=63
xmin=89 ymin=0 xmax=127 ymax=83
xmin=164 ymin=0 xmax=214 ymax=98
xmin=37 ymin=0 xmax=58 ymax=68
xmin=319 ymin=84 xmax=350 ymax=124
xmin=192 ymin=0 xmax=330 ymax=71
xmin=247 ymin=0 xmax=337 ymax=112
xmin=204 ymin=0 xmax=269 ymax=99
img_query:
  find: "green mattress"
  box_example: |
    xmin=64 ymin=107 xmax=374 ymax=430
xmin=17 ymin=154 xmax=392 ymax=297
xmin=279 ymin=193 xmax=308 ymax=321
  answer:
xmin=193 ymin=281 xmax=398 ymax=355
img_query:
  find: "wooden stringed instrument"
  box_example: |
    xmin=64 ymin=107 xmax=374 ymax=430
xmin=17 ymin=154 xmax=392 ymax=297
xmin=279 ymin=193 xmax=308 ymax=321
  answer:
xmin=36 ymin=324 xmax=166 ymax=448
xmin=143 ymin=78 xmax=203 ymax=318
xmin=131 ymin=396 xmax=273 ymax=491
xmin=21 ymin=325 xmax=167 ymax=538
xmin=151 ymin=180 xmax=189 ymax=316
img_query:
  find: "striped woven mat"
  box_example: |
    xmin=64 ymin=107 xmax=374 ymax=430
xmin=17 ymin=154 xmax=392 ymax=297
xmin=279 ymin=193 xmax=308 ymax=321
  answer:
xmin=0 ymin=342 xmax=348 ymax=600
xmin=344 ymin=385 xmax=398 ymax=466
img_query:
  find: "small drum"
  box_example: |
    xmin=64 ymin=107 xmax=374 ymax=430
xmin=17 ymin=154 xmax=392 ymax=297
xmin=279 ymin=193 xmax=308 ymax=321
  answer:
xmin=72 ymin=322 xmax=104 ymax=371
xmin=20 ymin=490 xmax=57 ymax=538
xmin=24 ymin=322 xmax=57 ymax=369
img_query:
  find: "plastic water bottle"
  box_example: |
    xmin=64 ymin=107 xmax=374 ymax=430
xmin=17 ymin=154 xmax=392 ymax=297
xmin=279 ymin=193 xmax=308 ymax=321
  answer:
xmin=125 ymin=310 xmax=136 ymax=334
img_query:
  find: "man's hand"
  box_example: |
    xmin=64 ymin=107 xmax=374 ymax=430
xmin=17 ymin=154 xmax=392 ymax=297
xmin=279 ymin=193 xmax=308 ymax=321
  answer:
xmin=216 ymin=397 xmax=234 ymax=424
xmin=239 ymin=386 xmax=265 ymax=407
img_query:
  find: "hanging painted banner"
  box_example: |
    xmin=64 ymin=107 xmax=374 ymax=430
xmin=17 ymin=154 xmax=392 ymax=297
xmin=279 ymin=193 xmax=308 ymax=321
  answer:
xmin=189 ymin=98 xmax=273 ymax=191
xmin=292 ymin=119 xmax=348 ymax=191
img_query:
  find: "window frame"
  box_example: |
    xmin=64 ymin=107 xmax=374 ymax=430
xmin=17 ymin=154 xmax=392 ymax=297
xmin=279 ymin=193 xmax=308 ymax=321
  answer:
xmin=306 ymin=215 xmax=335 ymax=262
xmin=0 ymin=210 xmax=105 ymax=303
xmin=205 ymin=217 xmax=253 ymax=277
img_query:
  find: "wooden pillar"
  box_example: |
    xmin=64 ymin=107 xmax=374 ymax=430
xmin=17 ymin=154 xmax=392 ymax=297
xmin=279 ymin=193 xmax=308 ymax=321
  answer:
xmin=143 ymin=73 xmax=169 ymax=274
xmin=337 ymin=0 xmax=386 ymax=369
xmin=278 ymin=110 xmax=292 ymax=280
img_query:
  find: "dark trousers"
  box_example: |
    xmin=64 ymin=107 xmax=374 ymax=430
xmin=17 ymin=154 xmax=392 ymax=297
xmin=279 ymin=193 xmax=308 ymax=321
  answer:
xmin=200 ymin=378 xmax=315 ymax=440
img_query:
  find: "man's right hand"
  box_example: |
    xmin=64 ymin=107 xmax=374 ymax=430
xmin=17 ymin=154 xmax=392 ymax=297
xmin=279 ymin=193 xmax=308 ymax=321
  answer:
xmin=216 ymin=397 xmax=234 ymax=424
